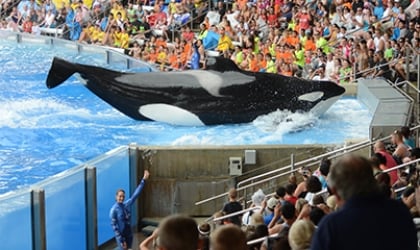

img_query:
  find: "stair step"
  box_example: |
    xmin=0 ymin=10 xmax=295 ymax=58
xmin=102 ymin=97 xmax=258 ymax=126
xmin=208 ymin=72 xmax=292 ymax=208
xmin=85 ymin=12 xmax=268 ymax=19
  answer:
xmin=141 ymin=225 xmax=158 ymax=237
xmin=141 ymin=217 xmax=160 ymax=227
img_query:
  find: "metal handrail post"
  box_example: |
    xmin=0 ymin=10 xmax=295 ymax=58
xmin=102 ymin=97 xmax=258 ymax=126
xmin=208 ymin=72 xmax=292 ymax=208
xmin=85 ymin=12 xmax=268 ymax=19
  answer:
xmin=85 ymin=167 xmax=98 ymax=250
xmin=242 ymin=183 xmax=247 ymax=209
xmin=405 ymin=47 xmax=410 ymax=81
xmin=31 ymin=189 xmax=46 ymax=250
xmin=290 ymin=153 xmax=295 ymax=173
xmin=128 ymin=143 xmax=139 ymax=229
xmin=417 ymin=54 xmax=420 ymax=125
xmin=190 ymin=10 xmax=193 ymax=30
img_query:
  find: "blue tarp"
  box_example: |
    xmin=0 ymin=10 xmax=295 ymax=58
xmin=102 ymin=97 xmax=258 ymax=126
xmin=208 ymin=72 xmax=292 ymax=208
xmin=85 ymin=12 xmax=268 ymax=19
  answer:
xmin=190 ymin=43 xmax=200 ymax=69
xmin=202 ymin=30 xmax=220 ymax=50
xmin=65 ymin=9 xmax=82 ymax=41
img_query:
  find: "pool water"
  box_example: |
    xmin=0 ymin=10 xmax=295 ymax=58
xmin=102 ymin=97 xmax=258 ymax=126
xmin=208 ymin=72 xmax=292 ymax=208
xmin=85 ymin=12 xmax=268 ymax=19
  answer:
xmin=0 ymin=39 xmax=372 ymax=195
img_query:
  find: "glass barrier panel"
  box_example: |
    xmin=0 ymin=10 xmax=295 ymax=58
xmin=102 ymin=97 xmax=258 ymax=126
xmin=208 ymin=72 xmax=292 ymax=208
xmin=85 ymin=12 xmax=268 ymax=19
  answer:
xmin=107 ymin=52 xmax=131 ymax=68
xmin=42 ymin=167 xmax=87 ymax=250
xmin=93 ymin=147 xmax=130 ymax=245
xmin=79 ymin=45 xmax=107 ymax=57
xmin=0 ymin=191 xmax=32 ymax=249
xmin=128 ymin=59 xmax=156 ymax=71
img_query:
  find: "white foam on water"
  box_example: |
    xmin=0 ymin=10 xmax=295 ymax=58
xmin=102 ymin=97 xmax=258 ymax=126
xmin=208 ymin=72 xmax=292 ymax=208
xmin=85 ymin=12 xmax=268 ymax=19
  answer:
xmin=319 ymin=98 xmax=371 ymax=140
xmin=0 ymin=98 xmax=92 ymax=128
xmin=253 ymin=109 xmax=318 ymax=134
xmin=166 ymin=98 xmax=371 ymax=146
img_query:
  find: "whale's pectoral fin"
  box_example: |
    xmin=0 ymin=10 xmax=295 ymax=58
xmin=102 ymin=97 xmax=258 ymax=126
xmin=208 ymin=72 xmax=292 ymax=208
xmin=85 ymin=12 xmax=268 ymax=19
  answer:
xmin=46 ymin=57 xmax=77 ymax=89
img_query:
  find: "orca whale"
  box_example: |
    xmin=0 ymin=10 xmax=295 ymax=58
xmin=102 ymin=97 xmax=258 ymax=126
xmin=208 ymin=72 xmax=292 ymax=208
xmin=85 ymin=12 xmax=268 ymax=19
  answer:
xmin=46 ymin=56 xmax=345 ymax=126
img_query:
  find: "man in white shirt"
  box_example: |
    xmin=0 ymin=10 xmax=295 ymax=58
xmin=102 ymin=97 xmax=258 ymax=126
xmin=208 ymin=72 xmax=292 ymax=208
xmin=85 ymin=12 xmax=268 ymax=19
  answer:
xmin=311 ymin=65 xmax=330 ymax=81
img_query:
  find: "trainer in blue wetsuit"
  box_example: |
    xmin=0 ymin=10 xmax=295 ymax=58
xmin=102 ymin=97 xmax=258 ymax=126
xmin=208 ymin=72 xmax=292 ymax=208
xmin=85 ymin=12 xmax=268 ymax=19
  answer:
xmin=110 ymin=170 xmax=150 ymax=250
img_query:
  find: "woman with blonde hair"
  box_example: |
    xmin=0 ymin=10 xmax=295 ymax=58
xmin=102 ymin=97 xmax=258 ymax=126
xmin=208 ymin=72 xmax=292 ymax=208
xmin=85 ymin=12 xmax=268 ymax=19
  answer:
xmin=288 ymin=219 xmax=315 ymax=250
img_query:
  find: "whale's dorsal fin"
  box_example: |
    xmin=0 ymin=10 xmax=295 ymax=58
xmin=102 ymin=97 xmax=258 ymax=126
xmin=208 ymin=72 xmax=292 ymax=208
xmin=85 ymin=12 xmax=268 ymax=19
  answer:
xmin=205 ymin=56 xmax=242 ymax=72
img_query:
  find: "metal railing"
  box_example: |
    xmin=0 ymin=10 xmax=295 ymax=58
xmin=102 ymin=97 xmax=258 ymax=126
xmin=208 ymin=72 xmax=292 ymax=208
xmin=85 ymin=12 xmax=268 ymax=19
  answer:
xmin=195 ymin=123 xmax=420 ymax=207
xmin=194 ymin=139 xmax=370 ymax=206
xmin=247 ymin=234 xmax=279 ymax=246
xmin=382 ymin=158 xmax=420 ymax=175
xmin=169 ymin=4 xmax=210 ymax=41
xmin=206 ymin=206 xmax=262 ymax=223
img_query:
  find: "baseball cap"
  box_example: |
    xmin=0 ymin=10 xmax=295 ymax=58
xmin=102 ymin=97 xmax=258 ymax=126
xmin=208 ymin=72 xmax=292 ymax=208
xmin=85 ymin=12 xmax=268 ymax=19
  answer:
xmin=267 ymin=197 xmax=278 ymax=210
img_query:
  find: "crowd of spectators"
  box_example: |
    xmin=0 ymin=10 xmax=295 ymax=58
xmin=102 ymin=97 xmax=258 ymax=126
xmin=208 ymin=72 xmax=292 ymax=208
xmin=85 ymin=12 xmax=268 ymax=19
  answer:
xmin=139 ymin=140 xmax=420 ymax=249
xmin=138 ymin=125 xmax=419 ymax=249
xmin=0 ymin=0 xmax=419 ymax=81
xmin=140 ymin=126 xmax=419 ymax=250
xmin=1 ymin=0 xmax=420 ymax=248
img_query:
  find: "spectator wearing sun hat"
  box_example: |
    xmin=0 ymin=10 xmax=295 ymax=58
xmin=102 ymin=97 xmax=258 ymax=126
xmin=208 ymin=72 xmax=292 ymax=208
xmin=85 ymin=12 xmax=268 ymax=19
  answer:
xmin=260 ymin=197 xmax=279 ymax=226
xmin=242 ymin=189 xmax=266 ymax=226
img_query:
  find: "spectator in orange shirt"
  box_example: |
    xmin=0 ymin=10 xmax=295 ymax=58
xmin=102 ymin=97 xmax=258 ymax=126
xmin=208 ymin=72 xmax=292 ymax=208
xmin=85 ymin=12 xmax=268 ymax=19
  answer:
xmin=257 ymin=52 xmax=267 ymax=72
xmin=248 ymin=53 xmax=259 ymax=72
xmin=167 ymin=49 xmax=178 ymax=69
xmin=148 ymin=46 xmax=158 ymax=64
xmin=304 ymin=34 xmax=317 ymax=52
xmin=280 ymin=63 xmax=293 ymax=76
xmin=155 ymin=36 xmax=167 ymax=49
xmin=259 ymin=42 xmax=270 ymax=59
xmin=183 ymin=40 xmax=192 ymax=59
xmin=237 ymin=0 xmax=248 ymax=11
xmin=275 ymin=45 xmax=287 ymax=61
xmin=283 ymin=46 xmax=294 ymax=64
xmin=178 ymin=47 xmax=188 ymax=68
xmin=286 ymin=30 xmax=299 ymax=49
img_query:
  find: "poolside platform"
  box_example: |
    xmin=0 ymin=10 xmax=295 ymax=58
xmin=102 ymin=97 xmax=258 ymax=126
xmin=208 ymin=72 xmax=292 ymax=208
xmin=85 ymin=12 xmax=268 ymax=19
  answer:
xmin=100 ymin=232 xmax=146 ymax=250
xmin=99 ymin=217 xmax=209 ymax=250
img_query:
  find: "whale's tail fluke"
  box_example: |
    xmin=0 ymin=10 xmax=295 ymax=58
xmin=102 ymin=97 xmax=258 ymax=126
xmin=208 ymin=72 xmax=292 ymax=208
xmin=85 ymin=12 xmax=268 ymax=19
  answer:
xmin=46 ymin=57 xmax=77 ymax=89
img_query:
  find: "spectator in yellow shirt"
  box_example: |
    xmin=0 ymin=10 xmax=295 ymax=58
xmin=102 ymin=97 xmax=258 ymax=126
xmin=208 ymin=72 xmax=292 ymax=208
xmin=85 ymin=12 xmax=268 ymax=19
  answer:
xmin=157 ymin=46 xmax=167 ymax=65
xmin=113 ymin=26 xmax=130 ymax=49
xmin=78 ymin=21 xmax=96 ymax=43
xmin=265 ymin=53 xmax=277 ymax=73
xmin=91 ymin=24 xmax=105 ymax=44
xmin=216 ymin=27 xmax=233 ymax=56
xmin=110 ymin=1 xmax=127 ymax=21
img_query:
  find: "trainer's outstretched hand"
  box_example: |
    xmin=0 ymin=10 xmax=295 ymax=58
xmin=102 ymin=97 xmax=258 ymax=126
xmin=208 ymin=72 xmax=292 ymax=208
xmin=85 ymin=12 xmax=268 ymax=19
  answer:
xmin=143 ymin=170 xmax=150 ymax=180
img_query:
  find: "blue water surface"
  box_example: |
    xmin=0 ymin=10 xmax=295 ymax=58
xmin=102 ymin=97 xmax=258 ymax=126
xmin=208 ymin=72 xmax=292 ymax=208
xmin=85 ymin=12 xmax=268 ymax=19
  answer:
xmin=0 ymin=39 xmax=372 ymax=195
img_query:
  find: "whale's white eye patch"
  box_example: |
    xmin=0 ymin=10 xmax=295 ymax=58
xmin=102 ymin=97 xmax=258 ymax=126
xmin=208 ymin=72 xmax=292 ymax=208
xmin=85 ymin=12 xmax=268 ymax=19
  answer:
xmin=298 ymin=91 xmax=324 ymax=102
